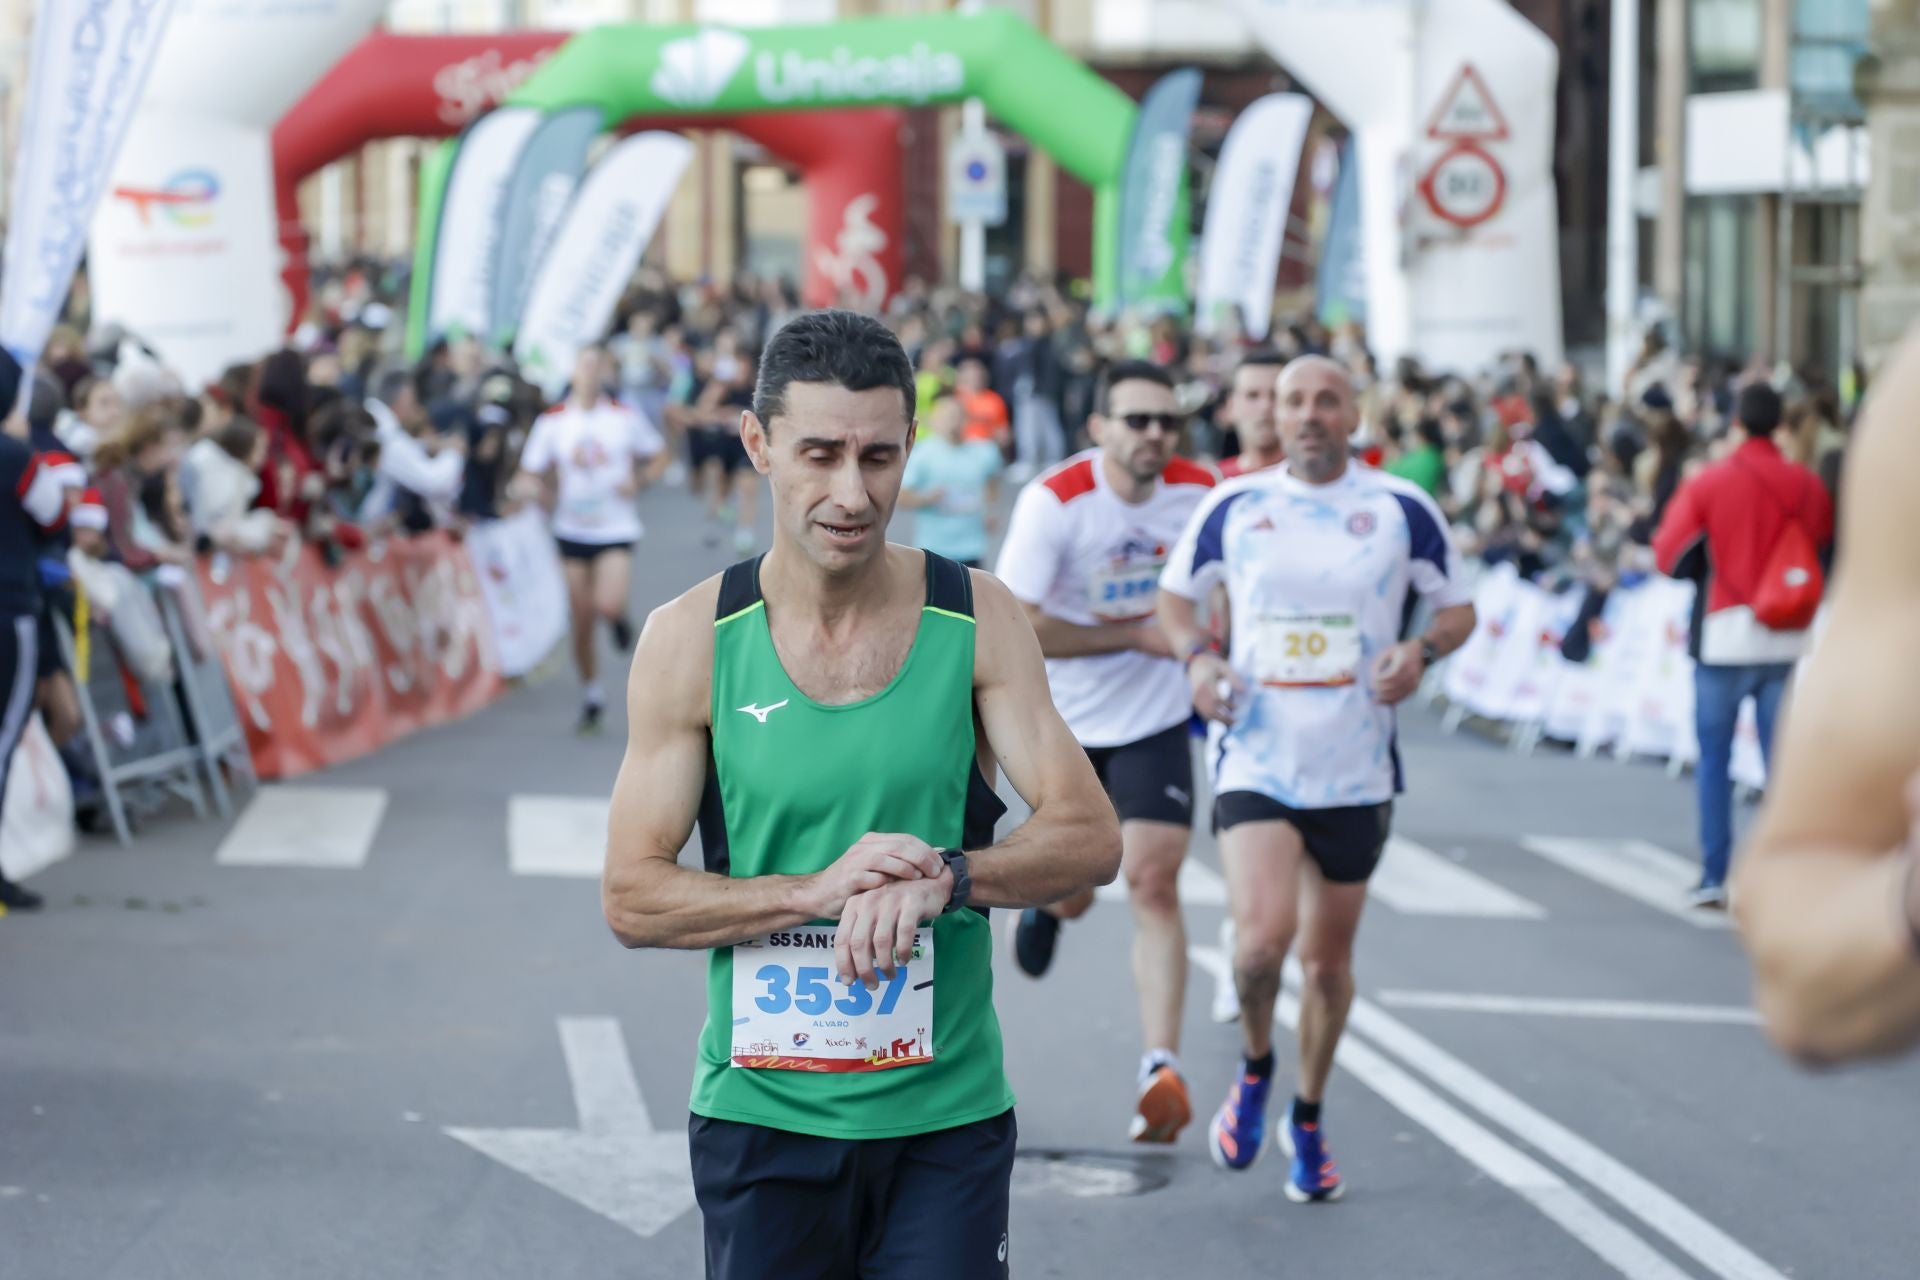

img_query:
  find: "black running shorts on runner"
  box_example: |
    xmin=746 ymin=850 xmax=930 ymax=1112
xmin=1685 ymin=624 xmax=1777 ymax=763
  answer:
xmin=688 ymin=426 xmax=750 ymax=475
xmin=1214 ymin=792 xmax=1394 ymax=884
xmin=689 ymin=1109 xmax=1017 ymax=1280
xmin=554 ymin=538 xmax=634 ymax=563
xmin=1083 ymin=721 xmax=1194 ymax=827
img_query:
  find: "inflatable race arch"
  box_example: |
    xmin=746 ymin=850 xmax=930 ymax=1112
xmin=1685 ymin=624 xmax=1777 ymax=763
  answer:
xmin=406 ymin=10 xmax=1138 ymax=355
xmin=274 ymin=31 xmax=905 ymax=333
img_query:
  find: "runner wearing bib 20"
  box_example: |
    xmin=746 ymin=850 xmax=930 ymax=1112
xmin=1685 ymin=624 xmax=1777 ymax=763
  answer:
xmin=995 ymin=359 xmax=1216 ymax=1144
xmin=603 ymin=311 xmax=1119 ymax=1279
xmin=514 ymin=343 xmax=668 ymax=734
xmin=1157 ymin=356 xmax=1476 ymax=1202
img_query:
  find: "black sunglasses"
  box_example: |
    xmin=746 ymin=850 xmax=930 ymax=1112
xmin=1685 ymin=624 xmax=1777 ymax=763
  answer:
xmin=1117 ymin=412 xmax=1186 ymax=433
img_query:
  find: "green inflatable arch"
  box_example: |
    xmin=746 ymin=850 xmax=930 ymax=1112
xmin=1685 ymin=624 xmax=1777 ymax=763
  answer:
xmin=407 ymin=10 xmax=1137 ymax=354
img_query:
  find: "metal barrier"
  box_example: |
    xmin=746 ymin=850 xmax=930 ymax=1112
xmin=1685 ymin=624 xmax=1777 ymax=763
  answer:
xmin=54 ymin=598 xmax=208 ymax=846
xmin=155 ymin=573 xmax=257 ymax=820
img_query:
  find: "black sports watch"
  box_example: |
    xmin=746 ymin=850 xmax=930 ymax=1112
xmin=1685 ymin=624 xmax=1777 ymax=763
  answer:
xmin=1419 ymin=638 xmax=1440 ymax=669
xmin=936 ymin=848 xmax=972 ymax=914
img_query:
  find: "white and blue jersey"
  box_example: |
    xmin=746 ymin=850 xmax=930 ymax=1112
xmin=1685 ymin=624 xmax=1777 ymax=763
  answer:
xmin=1160 ymin=463 xmax=1469 ymax=809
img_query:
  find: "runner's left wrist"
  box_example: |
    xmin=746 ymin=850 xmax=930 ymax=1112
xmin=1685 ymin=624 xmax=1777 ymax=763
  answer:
xmin=936 ymin=848 xmax=972 ymax=914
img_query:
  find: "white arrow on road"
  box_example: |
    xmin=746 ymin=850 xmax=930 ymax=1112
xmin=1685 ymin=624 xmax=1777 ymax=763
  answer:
xmin=445 ymin=1017 xmax=696 ymax=1238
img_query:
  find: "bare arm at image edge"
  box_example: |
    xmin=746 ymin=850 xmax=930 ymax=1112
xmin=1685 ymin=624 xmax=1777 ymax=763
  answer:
xmin=966 ymin=570 xmax=1123 ymax=907
xmin=1735 ymin=334 xmax=1920 ymax=1064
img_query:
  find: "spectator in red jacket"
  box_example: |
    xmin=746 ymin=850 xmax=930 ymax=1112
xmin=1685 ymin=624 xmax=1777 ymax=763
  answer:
xmin=1654 ymin=382 xmax=1834 ymax=908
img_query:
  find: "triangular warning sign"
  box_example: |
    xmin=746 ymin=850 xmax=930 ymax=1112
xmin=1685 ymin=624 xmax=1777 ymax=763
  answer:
xmin=1425 ymin=64 xmax=1510 ymax=141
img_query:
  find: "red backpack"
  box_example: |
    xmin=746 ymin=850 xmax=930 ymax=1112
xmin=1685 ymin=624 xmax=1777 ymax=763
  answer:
xmin=1745 ymin=464 xmax=1824 ymax=631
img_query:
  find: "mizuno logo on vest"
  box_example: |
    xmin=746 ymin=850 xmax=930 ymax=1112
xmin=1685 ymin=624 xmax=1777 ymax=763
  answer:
xmin=737 ymin=700 xmax=789 ymax=723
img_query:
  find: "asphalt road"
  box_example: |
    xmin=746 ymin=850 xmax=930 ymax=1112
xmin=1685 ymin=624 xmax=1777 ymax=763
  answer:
xmin=3 ymin=481 xmax=1915 ymax=1280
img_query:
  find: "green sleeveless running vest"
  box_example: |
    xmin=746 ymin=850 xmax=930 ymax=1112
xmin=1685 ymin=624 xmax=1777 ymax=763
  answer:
xmin=690 ymin=551 xmax=1014 ymax=1140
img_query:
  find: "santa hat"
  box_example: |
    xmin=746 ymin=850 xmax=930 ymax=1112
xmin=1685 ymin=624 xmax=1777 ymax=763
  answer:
xmin=70 ymin=486 xmax=108 ymax=531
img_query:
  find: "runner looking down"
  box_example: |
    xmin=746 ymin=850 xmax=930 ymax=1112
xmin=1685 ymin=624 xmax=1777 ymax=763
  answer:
xmin=1157 ymin=355 xmax=1475 ymax=1202
xmin=994 ymin=359 xmax=1216 ymax=1144
xmin=602 ymin=310 xmax=1121 ymax=1279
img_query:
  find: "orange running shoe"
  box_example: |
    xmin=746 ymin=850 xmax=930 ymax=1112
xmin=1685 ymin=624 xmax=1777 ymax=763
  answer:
xmin=1128 ymin=1064 xmax=1193 ymax=1143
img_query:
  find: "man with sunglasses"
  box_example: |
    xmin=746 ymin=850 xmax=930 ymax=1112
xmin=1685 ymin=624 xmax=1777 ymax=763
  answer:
xmin=995 ymin=359 xmax=1215 ymax=1144
xmin=1157 ymin=355 xmax=1475 ymax=1203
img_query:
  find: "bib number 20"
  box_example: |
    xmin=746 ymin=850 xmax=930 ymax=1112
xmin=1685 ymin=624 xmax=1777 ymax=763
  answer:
xmin=753 ymin=964 xmax=910 ymax=1017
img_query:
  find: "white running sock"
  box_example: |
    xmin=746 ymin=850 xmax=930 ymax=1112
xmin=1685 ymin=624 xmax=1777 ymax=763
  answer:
xmin=1140 ymin=1049 xmax=1180 ymax=1085
xmin=584 ymin=682 xmax=605 ymax=709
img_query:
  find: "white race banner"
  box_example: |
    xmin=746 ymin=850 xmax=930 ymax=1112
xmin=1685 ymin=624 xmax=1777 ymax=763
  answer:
xmin=428 ymin=108 xmax=543 ymax=348
xmin=0 ymin=0 xmax=177 ymax=393
xmin=1195 ymin=93 xmax=1313 ymax=340
xmin=1 ymin=715 xmax=76 ymax=882
xmin=515 ymin=132 xmax=694 ymax=401
xmin=88 ymin=110 xmax=281 ymax=390
xmin=139 ymin=0 xmax=386 ymax=125
xmin=466 ymin=508 xmax=570 ymax=678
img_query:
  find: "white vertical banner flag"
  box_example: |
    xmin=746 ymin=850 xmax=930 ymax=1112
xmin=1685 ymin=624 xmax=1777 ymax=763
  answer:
xmin=87 ymin=110 xmax=281 ymax=389
xmin=1195 ymin=93 xmax=1313 ymax=340
xmin=1 ymin=0 xmax=178 ymax=392
xmin=428 ymin=108 xmax=544 ymax=348
xmin=514 ymin=132 xmax=694 ymax=401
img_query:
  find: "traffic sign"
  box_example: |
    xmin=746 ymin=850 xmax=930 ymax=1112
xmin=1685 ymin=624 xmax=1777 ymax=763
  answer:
xmin=1418 ymin=140 xmax=1507 ymax=229
xmin=1425 ymin=64 xmax=1510 ymax=142
xmin=947 ymin=132 xmax=1007 ymax=227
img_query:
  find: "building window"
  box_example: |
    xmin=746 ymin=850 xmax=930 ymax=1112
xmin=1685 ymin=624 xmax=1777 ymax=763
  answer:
xmin=1690 ymin=0 xmax=1764 ymax=93
xmin=1683 ymin=196 xmax=1758 ymax=359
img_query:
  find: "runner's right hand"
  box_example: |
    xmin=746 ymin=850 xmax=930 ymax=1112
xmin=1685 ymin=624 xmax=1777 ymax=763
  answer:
xmin=804 ymin=833 xmax=947 ymax=919
xmin=1189 ymin=653 xmax=1244 ymax=724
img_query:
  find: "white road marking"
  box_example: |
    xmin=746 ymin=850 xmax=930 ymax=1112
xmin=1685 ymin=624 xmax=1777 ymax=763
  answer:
xmin=444 ymin=1016 xmax=696 ymax=1239
xmin=1522 ymin=836 xmax=1732 ymax=929
xmin=1371 ymin=837 xmax=1548 ymax=919
xmin=509 ymin=795 xmax=610 ymax=878
xmin=1377 ymin=990 xmax=1761 ymax=1026
xmin=215 ymin=786 xmax=387 ymax=868
xmin=1094 ymin=856 xmax=1228 ymax=907
xmin=1346 ymin=997 xmax=1787 ymax=1280
xmin=1189 ymin=949 xmax=1694 ymax=1280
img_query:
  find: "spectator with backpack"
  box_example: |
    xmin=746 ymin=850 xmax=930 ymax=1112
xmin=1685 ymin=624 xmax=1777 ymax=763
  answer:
xmin=1654 ymin=382 xmax=1834 ymax=909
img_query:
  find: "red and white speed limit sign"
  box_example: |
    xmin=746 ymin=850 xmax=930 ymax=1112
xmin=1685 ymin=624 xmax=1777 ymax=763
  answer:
xmin=1418 ymin=140 xmax=1506 ymax=230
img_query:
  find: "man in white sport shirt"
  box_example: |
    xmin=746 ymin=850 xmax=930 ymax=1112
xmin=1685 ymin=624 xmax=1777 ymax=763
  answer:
xmin=1157 ymin=355 xmax=1475 ymax=1203
xmin=995 ymin=359 xmax=1216 ymax=1144
xmin=514 ymin=343 xmax=668 ymax=733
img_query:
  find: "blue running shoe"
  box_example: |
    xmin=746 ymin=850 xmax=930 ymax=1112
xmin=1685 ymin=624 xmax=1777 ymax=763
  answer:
xmin=1207 ymin=1069 xmax=1272 ymax=1170
xmin=1280 ymin=1104 xmax=1345 ymax=1202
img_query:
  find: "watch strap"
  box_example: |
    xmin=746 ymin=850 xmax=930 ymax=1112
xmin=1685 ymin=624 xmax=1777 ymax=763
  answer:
xmin=938 ymin=848 xmax=972 ymax=914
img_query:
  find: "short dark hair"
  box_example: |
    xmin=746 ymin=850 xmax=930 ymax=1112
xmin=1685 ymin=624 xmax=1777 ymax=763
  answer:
xmin=1735 ymin=381 xmax=1783 ymax=435
xmin=1098 ymin=359 xmax=1174 ymax=416
xmin=1232 ymin=348 xmax=1287 ymax=382
xmin=753 ymin=309 xmax=915 ymax=428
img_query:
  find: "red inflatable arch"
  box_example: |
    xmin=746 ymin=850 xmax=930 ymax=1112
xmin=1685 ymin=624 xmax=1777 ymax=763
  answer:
xmin=271 ymin=30 xmax=905 ymax=331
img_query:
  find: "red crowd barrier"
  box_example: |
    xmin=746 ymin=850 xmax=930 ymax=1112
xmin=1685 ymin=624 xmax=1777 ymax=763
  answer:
xmin=194 ymin=533 xmax=506 ymax=779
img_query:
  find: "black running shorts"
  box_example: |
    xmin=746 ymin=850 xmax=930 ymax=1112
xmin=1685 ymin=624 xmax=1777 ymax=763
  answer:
xmin=554 ymin=538 xmax=634 ymax=563
xmin=1083 ymin=721 xmax=1194 ymax=827
xmin=689 ymin=1109 xmax=1016 ymax=1280
xmin=688 ymin=427 xmax=750 ymax=475
xmin=1213 ymin=792 xmax=1393 ymax=884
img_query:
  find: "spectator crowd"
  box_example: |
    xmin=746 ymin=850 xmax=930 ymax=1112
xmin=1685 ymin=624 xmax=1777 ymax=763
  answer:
xmin=2 ymin=253 xmax=1859 ymax=868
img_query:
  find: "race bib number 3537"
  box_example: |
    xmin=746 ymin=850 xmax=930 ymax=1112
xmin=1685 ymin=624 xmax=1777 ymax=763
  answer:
xmin=730 ymin=925 xmax=934 ymax=1072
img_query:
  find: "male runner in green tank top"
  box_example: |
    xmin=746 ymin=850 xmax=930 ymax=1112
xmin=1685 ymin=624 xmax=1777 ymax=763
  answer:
xmin=603 ymin=310 xmax=1122 ymax=1279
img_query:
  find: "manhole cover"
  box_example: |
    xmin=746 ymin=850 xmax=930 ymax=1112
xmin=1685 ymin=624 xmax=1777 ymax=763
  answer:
xmin=1011 ymin=1150 xmax=1170 ymax=1198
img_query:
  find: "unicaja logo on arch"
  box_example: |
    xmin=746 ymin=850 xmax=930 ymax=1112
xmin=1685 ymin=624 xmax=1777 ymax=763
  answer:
xmin=756 ymin=41 xmax=963 ymax=104
xmin=651 ymin=28 xmax=751 ymax=108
